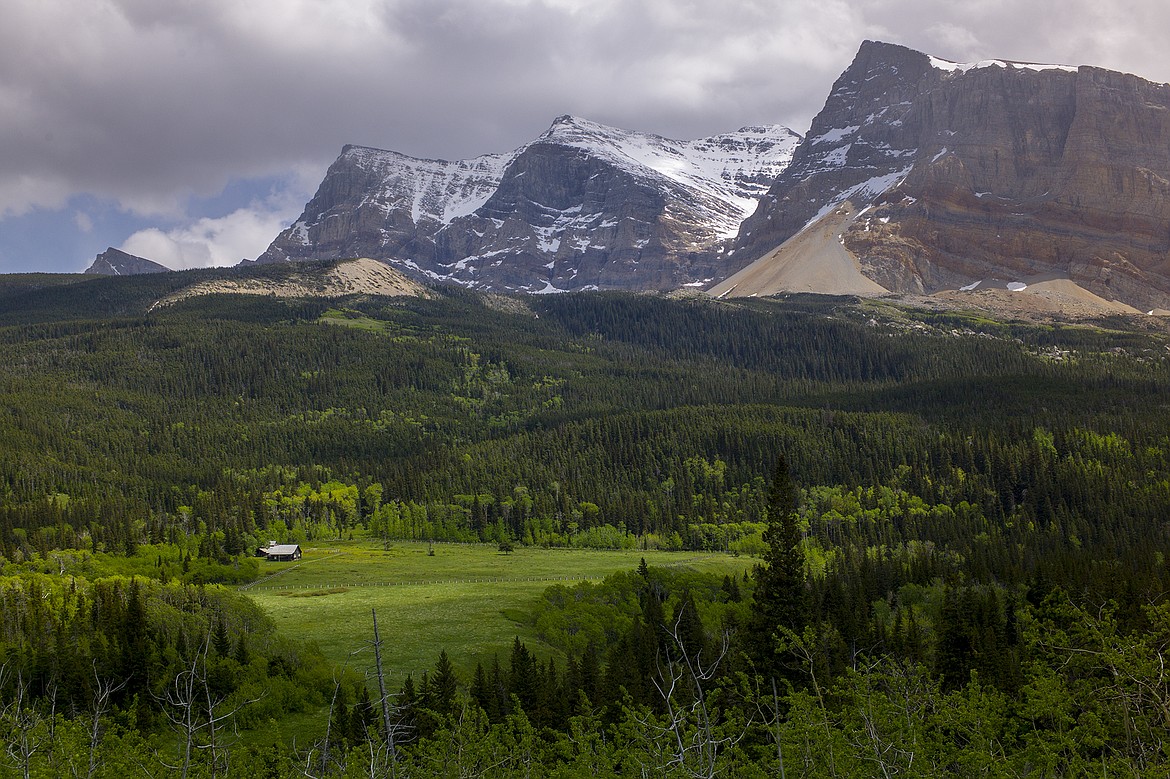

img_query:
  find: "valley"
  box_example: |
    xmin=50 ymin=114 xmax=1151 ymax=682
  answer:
xmin=7 ymin=32 xmax=1170 ymax=778
xmin=243 ymin=540 xmax=752 ymax=676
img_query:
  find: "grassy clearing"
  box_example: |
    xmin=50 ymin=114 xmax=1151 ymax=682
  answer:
xmin=244 ymin=541 xmax=753 ymax=678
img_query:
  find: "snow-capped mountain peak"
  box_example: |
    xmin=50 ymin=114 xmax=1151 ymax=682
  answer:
xmin=334 ymin=144 xmax=519 ymax=226
xmin=258 ymin=116 xmax=799 ymax=292
xmin=536 ymin=116 xmax=799 ymax=225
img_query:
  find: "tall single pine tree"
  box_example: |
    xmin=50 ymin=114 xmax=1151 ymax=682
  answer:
xmin=431 ymin=650 xmax=458 ymax=719
xmin=747 ymin=455 xmax=807 ymax=680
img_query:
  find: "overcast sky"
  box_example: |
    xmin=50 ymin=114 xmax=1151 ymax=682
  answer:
xmin=3 ymin=0 xmax=1169 ymax=273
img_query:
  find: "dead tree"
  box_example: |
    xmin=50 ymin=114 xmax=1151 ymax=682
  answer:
xmin=62 ymin=664 xmax=129 ymax=779
xmin=0 ymin=668 xmax=43 ymax=779
xmin=156 ymin=632 xmax=264 ymax=778
xmin=635 ymin=612 xmax=749 ymax=779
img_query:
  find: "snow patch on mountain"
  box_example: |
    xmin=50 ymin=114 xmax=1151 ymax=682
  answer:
xmin=797 ymin=165 xmax=914 ymax=237
xmin=929 ymin=56 xmax=1077 ymax=74
xmin=337 ymin=117 xmax=797 ymax=238
xmin=540 ymin=116 xmax=799 ymax=229
xmin=342 ymin=145 xmax=519 ymax=226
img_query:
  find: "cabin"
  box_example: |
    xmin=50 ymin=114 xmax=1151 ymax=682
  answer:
xmin=255 ymin=542 xmax=302 ymax=562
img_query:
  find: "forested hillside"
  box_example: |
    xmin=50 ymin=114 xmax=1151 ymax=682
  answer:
xmin=1 ymin=275 xmax=1170 ymax=775
xmin=3 ymin=281 xmax=1166 ymax=560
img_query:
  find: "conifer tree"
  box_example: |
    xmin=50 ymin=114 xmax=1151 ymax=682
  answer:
xmin=746 ymin=455 xmax=807 ymax=679
xmin=122 ymin=578 xmax=149 ymax=696
xmin=351 ymin=684 xmax=374 ymax=744
xmin=397 ymin=674 xmax=418 ymax=737
xmin=674 ymin=590 xmax=707 ymax=660
xmin=329 ymin=685 xmax=352 ymax=752
xmin=488 ymin=656 xmax=507 ymax=721
xmin=212 ymin=616 xmax=231 ymax=658
xmin=470 ymin=661 xmax=490 ymax=715
xmin=720 ymin=574 xmax=741 ymax=602
xmin=431 ymin=650 xmax=458 ymax=719
xmin=509 ymin=637 xmax=537 ymax=713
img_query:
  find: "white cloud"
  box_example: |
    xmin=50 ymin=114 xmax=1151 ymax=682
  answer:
xmin=4 ymin=0 xmax=1170 ymax=270
xmin=924 ymin=23 xmax=982 ymax=61
xmin=0 ymin=174 xmax=73 ymax=219
xmin=121 ymin=195 xmax=305 ymax=270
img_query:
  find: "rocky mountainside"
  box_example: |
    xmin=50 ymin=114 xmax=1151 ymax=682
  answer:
xmin=728 ymin=40 xmax=1170 ymax=312
xmin=84 ymin=247 xmax=170 ymax=275
xmin=257 ymin=116 xmax=799 ymax=292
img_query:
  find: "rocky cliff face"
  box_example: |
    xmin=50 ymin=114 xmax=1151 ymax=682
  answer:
xmin=734 ymin=40 xmax=1170 ymax=311
xmin=259 ymin=117 xmax=799 ymax=292
xmin=84 ymin=247 xmax=170 ymax=275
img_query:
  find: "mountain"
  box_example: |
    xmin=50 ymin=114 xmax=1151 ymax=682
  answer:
xmin=84 ymin=247 xmax=170 ymax=276
xmin=257 ymin=116 xmax=799 ymax=292
xmin=152 ymin=257 xmax=430 ymax=310
xmin=718 ymin=41 xmax=1170 ymax=313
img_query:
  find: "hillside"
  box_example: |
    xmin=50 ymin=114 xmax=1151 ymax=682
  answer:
xmin=152 ymin=257 xmax=430 ymax=308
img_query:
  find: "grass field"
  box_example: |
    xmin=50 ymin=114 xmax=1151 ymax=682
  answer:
xmin=243 ymin=540 xmax=754 ymax=679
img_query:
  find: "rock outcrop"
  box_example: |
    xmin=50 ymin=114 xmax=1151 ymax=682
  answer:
xmin=258 ymin=117 xmax=799 ymax=292
xmin=84 ymin=247 xmax=170 ymax=275
xmin=732 ymin=40 xmax=1170 ymax=312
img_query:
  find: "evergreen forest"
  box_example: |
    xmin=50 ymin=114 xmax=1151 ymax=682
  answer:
xmin=1 ymin=266 xmax=1170 ymax=776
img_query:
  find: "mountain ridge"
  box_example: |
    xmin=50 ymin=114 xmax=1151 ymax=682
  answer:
xmin=83 ymin=41 xmax=1170 ymax=316
xmin=257 ymin=116 xmax=800 ymax=292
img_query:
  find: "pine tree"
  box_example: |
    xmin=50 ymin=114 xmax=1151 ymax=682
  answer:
xmin=470 ymin=661 xmax=491 ymax=716
xmin=212 ymin=615 xmax=231 ymax=658
xmin=234 ymin=634 xmax=250 ymax=666
xmin=488 ymin=656 xmax=508 ymax=721
xmin=720 ymin=573 xmax=741 ymax=602
xmin=746 ymin=455 xmax=807 ymax=679
xmin=351 ymin=684 xmax=374 ymax=744
xmin=397 ymin=675 xmax=418 ymax=739
xmin=431 ymin=650 xmax=458 ymax=719
xmin=673 ymin=590 xmax=707 ymax=660
xmin=121 ymin=577 xmax=149 ymax=696
xmin=579 ymin=645 xmax=601 ymax=708
xmin=509 ymin=637 xmax=537 ymax=713
xmin=329 ymin=684 xmax=352 ymax=752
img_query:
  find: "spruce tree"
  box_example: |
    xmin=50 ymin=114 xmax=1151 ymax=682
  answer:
xmin=673 ymin=590 xmax=707 ymax=660
xmin=746 ymin=455 xmax=807 ymax=679
xmin=720 ymin=574 xmax=741 ymax=602
xmin=431 ymin=650 xmax=458 ymax=718
xmin=488 ymin=656 xmax=507 ymax=720
xmin=351 ymin=684 xmax=374 ymax=744
xmin=329 ymin=685 xmax=351 ymax=752
xmin=509 ymin=637 xmax=537 ymax=713
xmin=121 ymin=578 xmax=149 ymax=696
xmin=470 ymin=661 xmax=491 ymax=715
xmin=212 ymin=615 xmax=231 ymax=658
xmin=397 ymin=675 xmax=417 ymax=739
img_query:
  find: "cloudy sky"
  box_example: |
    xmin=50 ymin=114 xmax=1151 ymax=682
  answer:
xmin=3 ymin=0 xmax=1168 ymax=273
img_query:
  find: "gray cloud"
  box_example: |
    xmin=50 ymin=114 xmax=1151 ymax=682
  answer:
xmin=3 ymin=0 xmax=1170 ymax=267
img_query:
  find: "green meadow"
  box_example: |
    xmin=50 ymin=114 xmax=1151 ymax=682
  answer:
xmin=243 ymin=541 xmax=754 ymax=678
